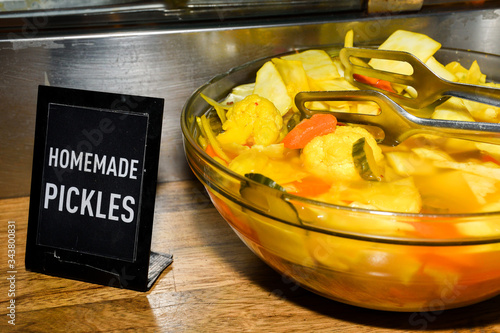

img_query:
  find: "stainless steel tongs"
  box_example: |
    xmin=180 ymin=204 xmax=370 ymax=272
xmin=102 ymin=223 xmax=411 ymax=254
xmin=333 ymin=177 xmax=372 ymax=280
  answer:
xmin=295 ymin=90 xmax=500 ymax=146
xmin=339 ymin=47 xmax=500 ymax=109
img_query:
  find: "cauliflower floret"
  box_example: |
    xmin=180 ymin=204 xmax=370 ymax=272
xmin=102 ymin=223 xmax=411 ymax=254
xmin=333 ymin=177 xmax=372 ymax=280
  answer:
xmin=217 ymin=94 xmax=283 ymax=147
xmin=301 ymin=126 xmax=383 ymax=182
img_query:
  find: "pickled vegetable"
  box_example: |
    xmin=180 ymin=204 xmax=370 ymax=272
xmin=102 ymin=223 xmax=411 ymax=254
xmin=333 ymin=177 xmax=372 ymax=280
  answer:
xmin=352 ymin=137 xmax=384 ymax=181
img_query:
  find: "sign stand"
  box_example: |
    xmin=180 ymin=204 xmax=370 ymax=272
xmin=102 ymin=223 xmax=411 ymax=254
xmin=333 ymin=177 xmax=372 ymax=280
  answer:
xmin=25 ymin=86 xmax=171 ymax=291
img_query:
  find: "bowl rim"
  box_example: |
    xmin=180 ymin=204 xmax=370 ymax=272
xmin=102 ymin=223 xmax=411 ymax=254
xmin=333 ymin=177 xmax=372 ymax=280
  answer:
xmin=181 ymin=46 xmax=500 ymax=245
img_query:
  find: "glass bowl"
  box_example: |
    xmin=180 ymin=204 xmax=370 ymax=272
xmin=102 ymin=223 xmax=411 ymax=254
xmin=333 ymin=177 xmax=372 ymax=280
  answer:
xmin=181 ymin=47 xmax=500 ymax=312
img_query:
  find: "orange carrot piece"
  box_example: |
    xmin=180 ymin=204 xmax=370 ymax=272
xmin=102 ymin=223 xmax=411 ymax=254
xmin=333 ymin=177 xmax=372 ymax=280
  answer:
xmin=412 ymin=220 xmax=463 ymax=239
xmin=353 ymin=73 xmax=396 ymax=93
xmin=481 ymin=153 xmax=500 ymax=166
xmin=208 ymin=191 xmax=259 ymax=242
xmin=287 ymin=177 xmax=331 ymax=197
xmin=282 ymin=113 xmax=337 ymax=149
xmin=205 ymin=144 xmax=218 ymax=158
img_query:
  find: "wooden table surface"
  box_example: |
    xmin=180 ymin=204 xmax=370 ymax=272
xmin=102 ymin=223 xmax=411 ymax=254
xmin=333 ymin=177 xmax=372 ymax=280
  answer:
xmin=1 ymin=179 xmax=500 ymax=332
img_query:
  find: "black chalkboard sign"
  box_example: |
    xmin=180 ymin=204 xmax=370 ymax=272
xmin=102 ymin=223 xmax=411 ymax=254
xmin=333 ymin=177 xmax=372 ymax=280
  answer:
xmin=26 ymin=86 xmax=172 ymax=291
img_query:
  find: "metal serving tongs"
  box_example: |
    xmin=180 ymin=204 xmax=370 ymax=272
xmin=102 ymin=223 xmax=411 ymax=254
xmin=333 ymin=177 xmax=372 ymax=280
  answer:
xmin=295 ymin=90 xmax=500 ymax=147
xmin=339 ymin=47 xmax=500 ymax=109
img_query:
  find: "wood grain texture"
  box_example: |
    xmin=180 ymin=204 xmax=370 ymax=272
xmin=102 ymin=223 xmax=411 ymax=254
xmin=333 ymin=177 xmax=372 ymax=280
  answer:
xmin=1 ymin=180 xmax=500 ymax=332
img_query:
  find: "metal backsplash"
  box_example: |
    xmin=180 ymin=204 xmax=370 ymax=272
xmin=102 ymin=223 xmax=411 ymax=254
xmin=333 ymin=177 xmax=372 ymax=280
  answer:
xmin=1 ymin=7 xmax=500 ymax=198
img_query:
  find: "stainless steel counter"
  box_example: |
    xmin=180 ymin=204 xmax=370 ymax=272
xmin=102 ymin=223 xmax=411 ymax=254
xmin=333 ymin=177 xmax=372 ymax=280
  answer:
xmin=1 ymin=7 xmax=500 ymax=198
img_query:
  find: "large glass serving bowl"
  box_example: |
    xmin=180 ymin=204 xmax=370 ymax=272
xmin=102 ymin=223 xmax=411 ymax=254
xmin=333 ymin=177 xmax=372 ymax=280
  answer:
xmin=181 ymin=47 xmax=500 ymax=312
